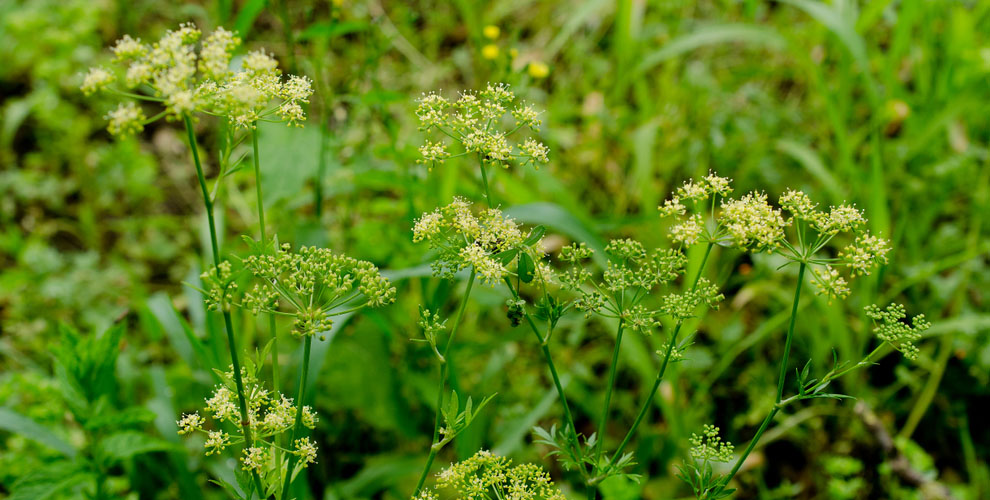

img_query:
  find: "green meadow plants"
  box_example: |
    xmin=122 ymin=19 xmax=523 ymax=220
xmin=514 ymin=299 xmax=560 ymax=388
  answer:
xmin=81 ymin=23 xmax=394 ymax=499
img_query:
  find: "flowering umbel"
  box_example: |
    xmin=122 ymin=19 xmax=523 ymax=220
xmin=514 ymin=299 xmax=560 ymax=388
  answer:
xmin=415 ymin=83 xmax=550 ymax=170
xmin=176 ymin=366 xmax=318 ymax=472
xmin=81 ymin=23 xmax=314 ymax=135
xmin=413 ymin=198 xmax=548 ymax=286
xmin=413 ymin=450 xmax=566 ymax=500
xmin=661 ymin=173 xmax=890 ymax=303
xmin=240 ymin=243 xmax=396 ymax=337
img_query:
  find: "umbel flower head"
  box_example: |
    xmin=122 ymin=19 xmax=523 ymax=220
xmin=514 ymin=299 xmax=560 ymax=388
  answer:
xmin=689 ymin=424 xmax=734 ymax=463
xmin=865 ymin=303 xmax=931 ymax=361
xmin=176 ymin=366 xmax=318 ymax=469
xmin=240 ymin=243 xmax=396 ymax=337
xmin=557 ymin=238 xmax=722 ymax=333
xmin=661 ymin=174 xmax=891 ymax=303
xmin=415 ymin=83 xmax=550 ymax=170
xmin=413 ymin=450 xmax=566 ymax=500
xmin=413 ymin=198 xmax=549 ymax=287
xmin=81 ymin=23 xmax=314 ymax=135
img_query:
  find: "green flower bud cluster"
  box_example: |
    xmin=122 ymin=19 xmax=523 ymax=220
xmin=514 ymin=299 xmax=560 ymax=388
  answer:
xmin=413 ymin=450 xmax=566 ymax=500
xmin=241 ymin=243 xmax=396 ymax=337
xmin=176 ymin=366 xmax=318 ymax=471
xmin=865 ymin=303 xmax=931 ymax=360
xmin=557 ymin=238 xmax=703 ymax=334
xmin=413 ymin=198 xmax=548 ymax=286
xmin=415 ymin=83 xmax=550 ymax=171
xmin=82 ymin=23 xmax=314 ymax=135
xmin=689 ymin=424 xmax=734 ymax=463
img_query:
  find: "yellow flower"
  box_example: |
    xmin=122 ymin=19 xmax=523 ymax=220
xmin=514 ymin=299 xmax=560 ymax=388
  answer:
xmin=483 ymin=25 xmax=500 ymax=40
xmin=481 ymin=44 xmax=500 ymax=60
xmin=528 ymin=61 xmax=549 ymax=79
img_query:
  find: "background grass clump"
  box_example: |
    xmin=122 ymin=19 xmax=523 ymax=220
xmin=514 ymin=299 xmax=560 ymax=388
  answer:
xmin=1 ymin=0 xmax=988 ymax=499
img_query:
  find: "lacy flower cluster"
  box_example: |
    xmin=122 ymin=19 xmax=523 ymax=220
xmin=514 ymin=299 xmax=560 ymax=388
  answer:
xmin=81 ymin=23 xmax=314 ymax=135
xmin=415 ymin=83 xmax=550 ymax=170
xmin=558 ymin=239 xmax=723 ymax=332
xmin=413 ymin=450 xmax=566 ymax=500
xmin=200 ymin=243 xmax=397 ymax=338
xmin=176 ymin=367 xmax=318 ymax=473
xmin=659 ymin=173 xmax=891 ymax=302
xmin=413 ymin=198 xmax=549 ymax=286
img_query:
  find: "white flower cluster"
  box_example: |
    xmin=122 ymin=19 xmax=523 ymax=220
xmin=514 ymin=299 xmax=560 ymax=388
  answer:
xmin=413 ymin=198 xmax=549 ymax=286
xmin=415 ymin=83 xmax=551 ymax=170
xmin=659 ymin=174 xmax=891 ymax=303
xmin=176 ymin=366 xmax=319 ymax=471
xmin=415 ymin=450 xmax=566 ymax=500
xmin=82 ymin=24 xmax=314 ymax=135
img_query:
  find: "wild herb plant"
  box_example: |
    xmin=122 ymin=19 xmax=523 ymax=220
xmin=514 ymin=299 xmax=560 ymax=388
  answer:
xmin=409 ymin=83 xmax=932 ymax=499
xmin=82 ymin=24 xmax=394 ymax=499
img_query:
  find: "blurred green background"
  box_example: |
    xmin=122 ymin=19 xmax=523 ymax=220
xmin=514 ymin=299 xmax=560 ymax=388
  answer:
xmin=1 ymin=0 xmax=988 ymax=498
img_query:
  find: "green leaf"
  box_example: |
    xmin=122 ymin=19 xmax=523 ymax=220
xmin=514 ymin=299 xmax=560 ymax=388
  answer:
xmin=634 ymin=23 xmax=787 ymax=77
xmin=8 ymin=463 xmax=90 ymax=500
xmin=233 ymin=0 xmax=266 ymax=38
xmin=523 ymin=225 xmax=546 ymax=246
xmin=518 ymin=252 xmax=535 ymax=283
xmin=98 ymin=431 xmax=177 ymax=463
xmin=0 ymin=408 xmax=76 ymax=458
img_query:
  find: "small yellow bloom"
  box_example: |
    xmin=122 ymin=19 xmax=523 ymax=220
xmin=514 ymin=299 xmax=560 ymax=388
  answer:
xmin=528 ymin=61 xmax=549 ymax=79
xmin=481 ymin=44 xmax=500 ymax=60
xmin=483 ymin=25 xmax=500 ymax=40
xmin=509 ymin=48 xmax=519 ymax=59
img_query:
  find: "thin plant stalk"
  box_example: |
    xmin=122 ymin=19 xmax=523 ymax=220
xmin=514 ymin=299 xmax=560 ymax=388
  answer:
xmin=478 ymin=156 xmax=493 ymax=208
xmin=280 ymin=335 xmax=312 ymax=498
xmin=413 ymin=271 xmax=478 ymax=495
xmin=503 ymin=278 xmax=585 ymax=476
xmin=593 ymin=319 xmax=625 ymax=467
xmin=605 ymin=241 xmax=715 ymax=471
xmin=719 ymin=261 xmax=807 ymax=489
xmin=251 ymin=126 xmax=284 ymax=495
xmin=183 ymin=115 xmax=265 ymax=497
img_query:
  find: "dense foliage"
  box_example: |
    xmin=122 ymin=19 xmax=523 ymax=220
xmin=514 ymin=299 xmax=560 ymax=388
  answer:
xmin=1 ymin=1 xmax=988 ymax=499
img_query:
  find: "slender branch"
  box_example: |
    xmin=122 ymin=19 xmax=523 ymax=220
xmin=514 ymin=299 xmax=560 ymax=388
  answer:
xmin=605 ymin=242 xmax=715 ymax=470
xmin=593 ymin=319 xmax=625 ymax=467
xmin=413 ymin=271 xmax=477 ymax=495
xmin=184 ymin=115 xmax=265 ymax=497
xmin=252 ymin=125 xmax=284 ymax=497
xmin=479 ymin=158 xmax=494 ymax=208
xmin=280 ymin=335 xmax=313 ymax=499
xmin=777 ymin=262 xmax=807 ymax=403
xmin=719 ymin=261 xmax=808 ymax=491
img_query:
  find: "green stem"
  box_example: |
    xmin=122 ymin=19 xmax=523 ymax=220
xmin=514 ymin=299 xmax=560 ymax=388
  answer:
xmin=479 ymin=158 xmax=494 ymax=208
xmin=593 ymin=319 xmax=625 ymax=467
xmin=719 ymin=261 xmax=807 ymax=492
xmin=503 ymin=278 xmax=584 ymax=476
xmin=777 ymin=262 xmax=807 ymax=404
xmin=605 ymin=242 xmax=714 ymax=469
xmin=721 ymin=407 xmax=779 ymax=486
xmin=252 ymin=126 xmax=283 ymax=496
xmin=184 ymin=115 xmax=264 ymax=497
xmin=414 ymin=271 xmax=477 ymax=495
xmin=280 ymin=335 xmax=313 ymax=499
